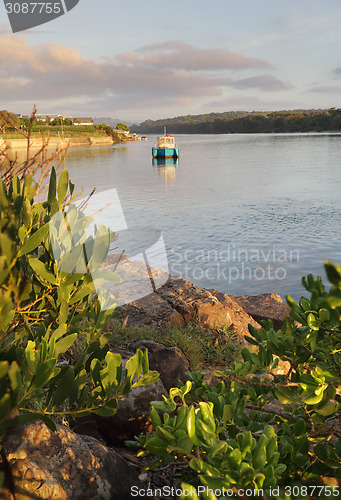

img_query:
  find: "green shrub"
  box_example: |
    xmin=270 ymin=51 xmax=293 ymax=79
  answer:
xmin=133 ymin=264 xmax=341 ymax=498
xmin=0 ymin=166 xmax=158 ymax=438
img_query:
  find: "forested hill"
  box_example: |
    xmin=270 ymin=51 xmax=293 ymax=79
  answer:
xmin=131 ymin=108 xmax=341 ymax=134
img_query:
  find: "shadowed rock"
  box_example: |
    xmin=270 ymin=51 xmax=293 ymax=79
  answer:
xmin=130 ymin=340 xmax=190 ymax=391
xmin=230 ymin=293 xmax=290 ymax=330
xmin=1 ymin=421 xmax=141 ymax=499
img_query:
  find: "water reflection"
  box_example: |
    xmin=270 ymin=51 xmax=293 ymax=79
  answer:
xmin=152 ymin=157 xmax=178 ymax=184
xmin=33 ymin=134 xmax=341 ymax=300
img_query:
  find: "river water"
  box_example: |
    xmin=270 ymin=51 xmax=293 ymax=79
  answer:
xmin=62 ymin=133 xmax=341 ymax=300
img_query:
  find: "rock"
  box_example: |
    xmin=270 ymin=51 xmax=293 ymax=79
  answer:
xmin=117 ymin=291 xmax=185 ymax=328
xmin=101 ymin=255 xmax=169 ymax=306
xmin=1 ymin=421 xmax=141 ymax=500
xmin=208 ymin=289 xmax=260 ymax=337
xmin=130 ymin=340 xmax=190 ymax=390
xmin=230 ymin=293 xmax=290 ymax=330
xmin=117 ymin=271 xmax=259 ymax=339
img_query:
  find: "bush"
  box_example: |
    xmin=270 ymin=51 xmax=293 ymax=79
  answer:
xmin=133 ymin=264 xmax=341 ymax=498
xmin=0 ymin=150 xmax=159 ymax=487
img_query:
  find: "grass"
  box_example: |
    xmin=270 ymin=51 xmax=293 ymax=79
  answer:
xmin=108 ymin=321 xmax=243 ymax=370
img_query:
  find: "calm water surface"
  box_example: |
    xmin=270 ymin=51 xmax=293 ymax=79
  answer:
xmin=63 ymin=133 xmax=341 ymax=300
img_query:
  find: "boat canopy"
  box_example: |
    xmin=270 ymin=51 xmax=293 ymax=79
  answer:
xmin=156 ymin=135 xmax=176 ymax=148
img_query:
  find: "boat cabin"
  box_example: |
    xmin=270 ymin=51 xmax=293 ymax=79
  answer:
xmin=155 ymin=134 xmax=176 ymax=149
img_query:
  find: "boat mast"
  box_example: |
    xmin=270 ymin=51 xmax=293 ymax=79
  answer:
xmin=164 ymin=126 xmax=166 ymax=136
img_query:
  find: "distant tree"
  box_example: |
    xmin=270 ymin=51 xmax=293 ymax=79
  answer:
xmin=116 ymin=122 xmax=129 ymax=132
xmin=19 ymin=117 xmax=30 ymax=129
xmin=63 ymin=118 xmax=73 ymax=126
xmin=50 ymin=117 xmax=63 ymax=126
xmin=0 ymin=110 xmax=20 ymax=132
xmin=96 ymin=124 xmax=120 ymax=142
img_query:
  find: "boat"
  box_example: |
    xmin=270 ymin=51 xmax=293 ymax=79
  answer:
xmin=152 ymin=129 xmax=179 ymax=159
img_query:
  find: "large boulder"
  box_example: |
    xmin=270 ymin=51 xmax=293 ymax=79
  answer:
xmin=130 ymin=340 xmax=190 ymax=390
xmin=1 ymin=421 xmax=141 ymax=500
xmin=207 ymin=289 xmax=260 ymax=337
xmin=230 ymin=293 xmax=290 ymax=330
xmin=116 ymin=267 xmax=259 ymax=339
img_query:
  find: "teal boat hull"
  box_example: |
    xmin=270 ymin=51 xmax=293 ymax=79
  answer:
xmin=152 ymin=147 xmax=179 ymax=159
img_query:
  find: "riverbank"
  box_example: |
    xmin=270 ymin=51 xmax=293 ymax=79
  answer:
xmin=0 ymin=135 xmax=115 ymax=150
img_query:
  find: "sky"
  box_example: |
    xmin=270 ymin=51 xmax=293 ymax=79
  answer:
xmin=1 ymin=0 xmax=341 ymax=123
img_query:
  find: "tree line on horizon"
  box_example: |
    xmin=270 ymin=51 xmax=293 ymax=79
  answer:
xmin=131 ymin=108 xmax=341 ymax=134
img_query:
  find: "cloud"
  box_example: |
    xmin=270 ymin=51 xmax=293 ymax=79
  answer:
xmin=230 ymin=75 xmax=294 ymax=91
xmin=309 ymin=85 xmax=341 ymax=93
xmin=333 ymin=68 xmax=341 ymax=76
xmin=0 ymin=35 xmax=292 ymax=118
xmin=132 ymin=41 xmax=270 ymax=71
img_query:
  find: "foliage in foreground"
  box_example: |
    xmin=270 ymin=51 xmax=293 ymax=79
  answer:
xmin=0 ymin=164 xmax=158 ymax=439
xmin=133 ymin=264 xmax=341 ymax=499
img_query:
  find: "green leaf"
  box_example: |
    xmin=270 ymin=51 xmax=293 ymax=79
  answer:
xmin=223 ymin=404 xmax=234 ymax=422
xmin=199 ymin=402 xmax=215 ymax=431
xmin=276 ymin=387 xmax=297 ymax=405
xmin=59 ymin=300 xmax=69 ymax=325
xmin=57 ymin=169 xmax=69 ymax=204
xmin=180 ymin=484 xmax=200 ymax=500
xmin=52 ymin=366 xmax=75 ymax=410
xmin=88 ymin=226 xmax=111 ymax=271
xmin=18 ymin=223 xmax=50 ymax=256
xmin=69 ymin=284 xmax=93 ymax=305
xmin=0 ymin=361 xmax=9 ymax=378
xmin=253 ymin=435 xmax=268 ymax=470
xmin=0 ymin=178 xmax=8 ymax=207
xmin=325 ymin=260 xmax=341 ymax=287
xmin=69 ymin=369 xmax=87 ymax=407
xmin=93 ymin=399 xmax=118 ymax=417
xmin=274 ymin=464 xmax=286 ymax=475
xmin=286 ymin=295 xmax=298 ymax=309
xmin=303 ymin=391 xmax=324 ymax=405
xmin=315 ymin=402 xmax=339 ymax=416
xmin=30 ymin=359 xmax=56 ymax=392
xmin=133 ymin=371 xmax=159 ymax=387
xmin=8 ymin=362 xmax=21 ymax=404
xmin=307 ymin=313 xmax=319 ymax=331
xmin=25 ymin=341 xmax=39 ymax=374
xmin=150 ymin=406 xmax=162 ymax=430
xmin=54 ymin=333 xmax=77 ymax=358
xmin=91 ymin=270 xmax=122 ymax=284
xmin=318 ymin=308 xmax=330 ymax=322
xmin=145 ymin=436 xmax=170 ymax=456
xmin=187 ymin=406 xmax=200 ymax=446
xmin=227 ymin=448 xmax=242 ymax=469
xmin=90 ymin=359 xmax=102 ymax=387
xmin=156 ymin=426 xmax=176 ymax=444
xmin=0 ymin=393 xmax=11 ymax=422
xmin=293 ymin=418 xmax=306 ymax=435
xmin=28 ymin=257 xmax=58 ymax=285
xmin=48 ymin=167 xmax=57 ymax=206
